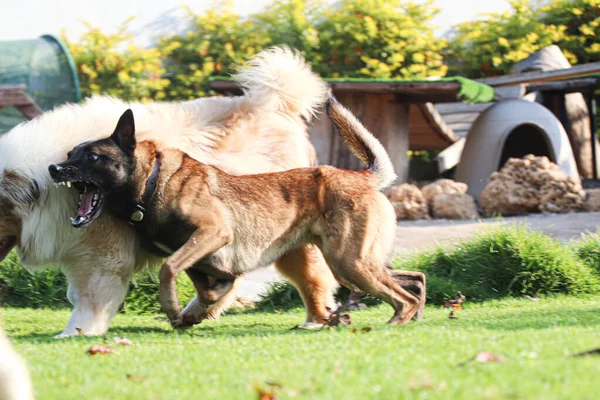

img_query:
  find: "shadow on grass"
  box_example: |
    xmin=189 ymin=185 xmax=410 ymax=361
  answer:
xmin=10 ymin=303 xmax=600 ymax=343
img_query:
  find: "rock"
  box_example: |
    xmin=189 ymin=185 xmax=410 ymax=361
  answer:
xmin=480 ymin=155 xmax=585 ymax=216
xmin=583 ymin=189 xmax=600 ymax=212
xmin=385 ymin=184 xmax=429 ymax=220
xmin=431 ymin=193 xmax=479 ymax=220
xmin=421 ymin=179 xmax=468 ymax=204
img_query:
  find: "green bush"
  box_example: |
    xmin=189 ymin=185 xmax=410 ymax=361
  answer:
xmin=0 ymin=252 xmax=197 ymax=314
xmin=395 ymin=226 xmax=600 ymax=305
xmin=3 ymin=226 xmax=600 ymax=312
xmin=122 ymin=272 xmax=198 ymax=315
xmin=573 ymin=231 xmax=600 ymax=275
xmin=0 ymin=252 xmax=68 ymax=309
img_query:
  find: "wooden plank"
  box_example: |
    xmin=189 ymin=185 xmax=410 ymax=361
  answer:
xmin=494 ymin=85 xmax=525 ymax=100
xmin=441 ymin=112 xmax=481 ymax=124
xmin=0 ymin=91 xmax=33 ymax=106
xmin=434 ymin=102 xmax=493 ymax=114
xmin=16 ymin=104 xmax=42 ymax=120
xmin=0 ymin=84 xmax=27 ymax=93
xmin=211 ymin=79 xmax=464 ymax=103
xmin=477 ymin=61 xmax=600 ymax=87
xmin=417 ymin=103 xmax=459 ymax=144
xmin=435 ymin=138 xmax=466 ymax=173
xmin=525 ymin=77 xmax=598 ymax=95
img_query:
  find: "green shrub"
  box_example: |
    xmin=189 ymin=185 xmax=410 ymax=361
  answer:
xmin=122 ymin=272 xmax=198 ymax=315
xmin=0 ymin=252 xmax=69 ymax=308
xmin=255 ymin=281 xmax=304 ymax=311
xmin=0 ymin=252 xmax=198 ymax=314
xmin=573 ymin=231 xmax=600 ymax=275
xmin=395 ymin=226 xmax=600 ymax=305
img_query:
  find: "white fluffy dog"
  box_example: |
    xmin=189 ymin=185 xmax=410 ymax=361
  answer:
xmin=0 ymin=47 xmax=338 ymax=337
xmin=0 ymin=324 xmax=33 ymax=400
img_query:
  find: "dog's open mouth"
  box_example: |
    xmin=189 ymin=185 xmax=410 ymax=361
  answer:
xmin=54 ymin=179 xmax=104 ymax=228
xmin=0 ymin=235 xmax=17 ymax=261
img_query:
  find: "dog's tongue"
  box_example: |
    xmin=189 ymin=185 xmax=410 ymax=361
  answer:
xmin=77 ymin=187 xmax=96 ymax=217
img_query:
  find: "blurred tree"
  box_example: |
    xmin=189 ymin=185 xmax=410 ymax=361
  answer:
xmin=445 ymin=0 xmax=600 ymax=78
xmin=62 ymin=18 xmax=169 ymax=102
xmin=158 ymin=1 xmax=269 ymax=100
xmin=540 ymin=0 xmax=600 ymax=65
xmin=313 ymin=0 xmax=447 ymax=79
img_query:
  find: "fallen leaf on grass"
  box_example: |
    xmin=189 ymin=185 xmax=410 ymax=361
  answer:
xmin=448 ymin=310 xmax=458 ymax=319
xmin=87 ymin=345 xmax=116 ymax=355
xmin=322 ymin=304 xmax=351 ymax=327
xmin=126 ymin=374 xmax=144 ymax=382
xmin=254 ymin=382 xmax=281 ymax=400
xmin=114 ymin=337 xmax=133 ymax=345
xmin=571 ymin=348 xmax=600 ymax=357
xmin=475 ymin=351 xmax=507 ymax=363
xmin=458 ymin=351 xmax=507 ymax=366
xmin=351 ymin=326 xmax=373 ymax=333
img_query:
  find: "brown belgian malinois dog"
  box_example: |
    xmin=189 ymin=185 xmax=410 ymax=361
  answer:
xmin=49 ymin=93 xmax=426 ymax=327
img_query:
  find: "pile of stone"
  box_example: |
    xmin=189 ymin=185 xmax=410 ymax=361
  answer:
xmin=385 ymin=179 xmax=479 ymax=221
xmin=384 ymin=155 xmax=599 ymax=222
xmin=479 ymin=155 xmax=586 ymax=216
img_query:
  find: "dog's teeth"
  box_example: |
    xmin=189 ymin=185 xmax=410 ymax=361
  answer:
xmin=92 ymin=201 xmax=97 ymax=207
xmin=66 ymin=181 xmax=71 ymax=188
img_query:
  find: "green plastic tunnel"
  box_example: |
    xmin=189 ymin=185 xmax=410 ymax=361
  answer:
xmin=0 ymin=34 xmax=81 ymax=132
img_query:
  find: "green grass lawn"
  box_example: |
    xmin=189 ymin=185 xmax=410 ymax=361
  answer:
xmin=2 ymin=297 xmax=600 ymax=400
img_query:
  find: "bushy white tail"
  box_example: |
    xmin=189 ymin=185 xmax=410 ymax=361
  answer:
xmin=234 ymin=46 xmax=328 ymax=121
xmin=325 ymin=92 xmax=397 ymax=190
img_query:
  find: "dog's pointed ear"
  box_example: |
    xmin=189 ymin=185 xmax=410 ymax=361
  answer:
xmin=110 ymin=109 xmax=136 ymax=155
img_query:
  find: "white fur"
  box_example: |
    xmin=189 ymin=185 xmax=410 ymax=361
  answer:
xmin=0 ymin=325 xmax=34 ymax=400
xmin=0 ymin=46 xmax=328 ymax=337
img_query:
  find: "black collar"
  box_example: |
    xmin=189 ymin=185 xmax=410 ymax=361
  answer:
xmin=129 ymin=156 xmax=160 ymax=225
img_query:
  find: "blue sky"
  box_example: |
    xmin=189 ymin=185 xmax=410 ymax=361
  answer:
xmin=0 ymin=0 xmax=511 ymax=43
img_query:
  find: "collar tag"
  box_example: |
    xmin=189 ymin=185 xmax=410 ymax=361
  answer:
xmin=130 ymin=205 xmax=145 ymax=223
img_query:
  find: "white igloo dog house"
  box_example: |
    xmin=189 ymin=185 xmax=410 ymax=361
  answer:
xmin=455 ymin=99 xmax=579 ymax=199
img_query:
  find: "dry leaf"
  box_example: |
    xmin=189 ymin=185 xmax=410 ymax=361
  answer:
xmin=126 ymin=374 xmax=144 ymax=382
xmin=571 ymin=348 xmax=600 ymax=357
xmin=474 ymin=351 xmax=506 ymax=363
xmin=322 ymin=305 xmax=351 ymax=327
xmin=87 ymin=345 xmax=116 ymax=355
xmin=361 ymin=326 xmax=372 ymax=333
xmin=254 ymin=382 xmax=280 ymax=400
xmin=114 ymin=337 xmax=133 ymax=345
xmin=458 ymin=351 xmax=507 ymax=366
xmin=449 ymin=310 xmax=458 ymax=319
xmin=75 ymin=327 xmax=83 ymax=335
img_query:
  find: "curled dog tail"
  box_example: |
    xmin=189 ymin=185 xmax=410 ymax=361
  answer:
xmin=325 ymin=92 xmax=397 ymax=190
xmin=234 ymin=46 xmax=328 ymax=122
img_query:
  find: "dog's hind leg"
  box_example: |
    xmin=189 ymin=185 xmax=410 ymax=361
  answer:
xmin=329 ymin=261 xmax=420 ymax=326
xmin=387 ymin=269 xmax=426 ymax=321
xmin=275 ymin=245 xmax=338 ymax=327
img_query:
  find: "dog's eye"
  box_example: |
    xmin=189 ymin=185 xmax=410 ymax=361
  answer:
xmin=87 ymin=153 xmax=99 ymax=162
